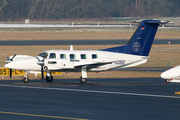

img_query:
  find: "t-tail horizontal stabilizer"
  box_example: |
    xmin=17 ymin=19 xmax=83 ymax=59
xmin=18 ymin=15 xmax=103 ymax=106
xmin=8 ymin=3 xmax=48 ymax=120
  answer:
xmin=101 ymin=20 xmax=169 ymax=56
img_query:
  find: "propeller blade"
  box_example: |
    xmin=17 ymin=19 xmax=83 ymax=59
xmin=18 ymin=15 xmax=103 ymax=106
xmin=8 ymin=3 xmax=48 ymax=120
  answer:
xmin=4 ymin=54 xmax=9 ymax=60
xmin=4 ymin=53 xmax=17 ymax=63
xmin=10 ymin=69 xmax=12 ymax=78
xmin=36 ymin=56 xmax=44 ymax=66
xmin=41 ymin=66 xmax=44 ymax=79
xmin=36 ymin=56 xmax=45 ymax=79
xmin=36 ymin=56 xmax=40 ymax=61
xmin=11 ymin=53 xmax=17 ymax=61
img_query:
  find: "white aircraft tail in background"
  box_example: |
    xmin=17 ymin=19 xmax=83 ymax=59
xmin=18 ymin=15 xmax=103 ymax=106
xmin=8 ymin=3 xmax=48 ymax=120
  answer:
xmin=5 ymin=20 xmax=168 ymax=83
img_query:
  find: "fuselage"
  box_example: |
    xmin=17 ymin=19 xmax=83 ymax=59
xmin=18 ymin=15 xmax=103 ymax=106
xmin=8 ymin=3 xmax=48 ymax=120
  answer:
xmin=5 ymin=50 xmax=148 ymax=72
xmin=4 ymin=20 xmax=166 ymax=83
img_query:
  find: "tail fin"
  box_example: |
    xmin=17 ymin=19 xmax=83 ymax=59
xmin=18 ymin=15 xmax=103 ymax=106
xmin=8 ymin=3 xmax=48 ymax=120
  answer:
xmin=101 ymin=20 xmax=166 ymax=56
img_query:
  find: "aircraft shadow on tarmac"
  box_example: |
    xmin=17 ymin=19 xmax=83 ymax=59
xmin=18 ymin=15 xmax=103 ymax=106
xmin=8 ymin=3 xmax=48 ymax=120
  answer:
xmin=8 ymin=78 xmax=173 ymax=87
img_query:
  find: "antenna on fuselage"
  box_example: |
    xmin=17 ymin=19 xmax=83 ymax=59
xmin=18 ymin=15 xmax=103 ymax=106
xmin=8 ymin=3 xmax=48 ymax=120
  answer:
xmin=70 ymin=45 xmax=73 ymax=51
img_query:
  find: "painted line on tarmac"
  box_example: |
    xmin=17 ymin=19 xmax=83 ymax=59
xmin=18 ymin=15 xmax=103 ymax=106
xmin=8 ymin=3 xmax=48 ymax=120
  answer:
xmin=0 ymin=84 xmax=180 ymax=99
xmin=0 ymin=111 xmax=87 ymax=120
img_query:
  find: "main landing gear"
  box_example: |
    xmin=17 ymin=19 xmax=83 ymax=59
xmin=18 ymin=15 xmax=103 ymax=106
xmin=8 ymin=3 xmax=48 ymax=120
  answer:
xmin=79 ymin=67 xmax=87 ymax=83
xmin=79 ymin=76 xmax=87 ymax=83
xmin=46 ymin=73 xmax=53 ymax=82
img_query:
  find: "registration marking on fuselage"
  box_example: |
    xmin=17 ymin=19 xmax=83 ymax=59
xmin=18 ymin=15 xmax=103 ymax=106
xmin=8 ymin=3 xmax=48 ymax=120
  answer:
xmin=0 ymin=84 xmax=179 ymax=99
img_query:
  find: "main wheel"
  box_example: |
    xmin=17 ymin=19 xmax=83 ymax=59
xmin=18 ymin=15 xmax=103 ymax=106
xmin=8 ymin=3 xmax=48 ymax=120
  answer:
xmin=23 ymin=77 xmax=29 ymax=83
xmin=46 ymin=75 xmax=53 ymax=82
xmin=79 ymin=76 xmax=87 ymax=83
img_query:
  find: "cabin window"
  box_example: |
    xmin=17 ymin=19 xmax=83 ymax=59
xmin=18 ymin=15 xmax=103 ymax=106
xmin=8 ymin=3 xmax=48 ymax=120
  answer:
xmin=81 ymin=54 xmax=87 ymax=59
xmin=49 ymin=53 xmax=56 ymax=59
xmin=60 ymin=54 xmax=66 ymax=59
xmin=70 ymin=54 xmax=76 ymax=59
xmin=92 ymin=54 xmax=97 ymax=59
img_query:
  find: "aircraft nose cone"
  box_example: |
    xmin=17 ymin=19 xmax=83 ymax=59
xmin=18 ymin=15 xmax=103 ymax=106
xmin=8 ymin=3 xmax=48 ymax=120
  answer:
xmin=5 ymin=62 xmax=19 ymax=69
xmin=161 ymin=72 xmax=169 ymax=79
xmin=5 ymin=63 xmax=10 ymax=68
xmin=161 ymin=66 xmax=180 ymax=80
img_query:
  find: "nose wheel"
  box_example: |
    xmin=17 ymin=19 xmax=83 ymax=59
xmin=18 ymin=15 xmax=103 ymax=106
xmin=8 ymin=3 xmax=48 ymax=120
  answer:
xmin=23 ymin=71 xmax=29 ymax=83
xmin=23 ymin=77 xmax=29 ymax=83
xmin=46 ymin=75 xmax=53 ymax=82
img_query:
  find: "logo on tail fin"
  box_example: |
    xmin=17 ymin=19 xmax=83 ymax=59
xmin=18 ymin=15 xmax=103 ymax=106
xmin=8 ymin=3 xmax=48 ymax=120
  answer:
xmin=100 ymin=20 xmax=169 ymax=56
xmin=132 ymin=42 xmax=141 ymax=52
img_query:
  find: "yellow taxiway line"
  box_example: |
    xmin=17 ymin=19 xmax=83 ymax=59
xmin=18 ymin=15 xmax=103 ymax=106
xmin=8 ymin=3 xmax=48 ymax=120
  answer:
xmin=175 ymin=91 xmax=180 ymax=95
xmin=0 ymin=111 xmax=87 ymax=120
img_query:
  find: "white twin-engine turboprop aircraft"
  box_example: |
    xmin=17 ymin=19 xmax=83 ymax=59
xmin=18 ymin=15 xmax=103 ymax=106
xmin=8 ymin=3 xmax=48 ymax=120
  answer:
xmin=4 ymin=20 xmax=168 ymax=83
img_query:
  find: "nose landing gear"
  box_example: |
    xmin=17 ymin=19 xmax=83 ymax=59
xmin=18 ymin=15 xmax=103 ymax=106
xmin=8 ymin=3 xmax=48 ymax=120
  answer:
xmin=46 ymin=75 xmax=53 ymax=82
xmin=23 ymin=77 xmax=29 ymax=83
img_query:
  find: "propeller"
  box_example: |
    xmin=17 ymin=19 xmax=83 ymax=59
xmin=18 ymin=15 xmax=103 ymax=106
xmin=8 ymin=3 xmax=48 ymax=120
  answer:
xmin=4 ymin=53 xmax=17 ymax=78
xmin=10 ymin=69 xmax=12 ymax=78
xmin=36 ymin=56 xmax=45 ymax=79
xmin=4 ymin=53 xmax=17 ymax=63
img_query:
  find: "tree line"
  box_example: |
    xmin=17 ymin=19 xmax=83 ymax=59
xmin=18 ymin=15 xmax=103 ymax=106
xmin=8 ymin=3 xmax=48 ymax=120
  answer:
xmin=0 ymin=0 xmax=179 ymax=21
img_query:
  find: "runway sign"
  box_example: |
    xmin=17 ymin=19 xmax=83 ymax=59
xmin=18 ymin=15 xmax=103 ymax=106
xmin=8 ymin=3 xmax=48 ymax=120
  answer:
xmin=0 ymin=68 xmax=25 ymax=76
xmin=0 ymin=68 xmax=62 ymax=76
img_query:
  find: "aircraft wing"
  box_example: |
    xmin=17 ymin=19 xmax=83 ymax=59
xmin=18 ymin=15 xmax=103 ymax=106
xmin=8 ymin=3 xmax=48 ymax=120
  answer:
xmin=73 ymin=58 xmax=114 ymax=69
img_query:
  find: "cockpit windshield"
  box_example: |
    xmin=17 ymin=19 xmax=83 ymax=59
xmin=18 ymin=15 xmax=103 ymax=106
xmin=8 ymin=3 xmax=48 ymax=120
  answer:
xmin=38 ymin=52 xmax=48 ymax=58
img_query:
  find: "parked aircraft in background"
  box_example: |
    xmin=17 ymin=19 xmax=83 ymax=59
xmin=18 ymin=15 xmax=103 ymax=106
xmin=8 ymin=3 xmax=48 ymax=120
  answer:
xmin=161 ymin=65 xmax=180 ymax=84
xmin=5 ymin=20 xmax=168 ymax=83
